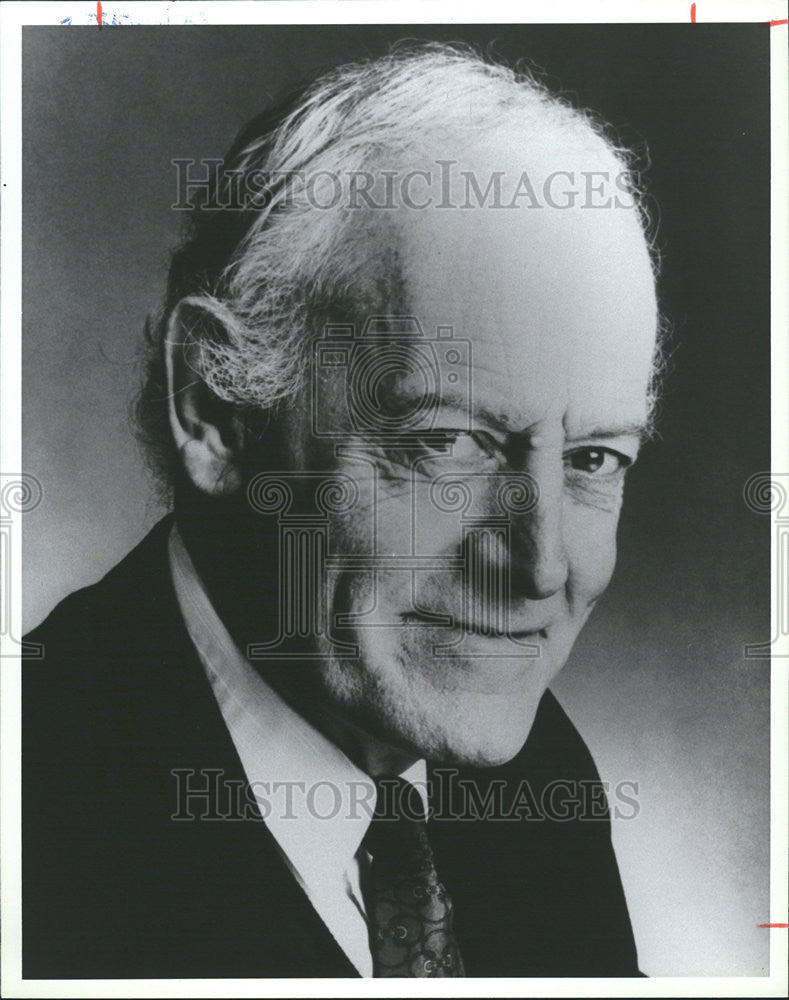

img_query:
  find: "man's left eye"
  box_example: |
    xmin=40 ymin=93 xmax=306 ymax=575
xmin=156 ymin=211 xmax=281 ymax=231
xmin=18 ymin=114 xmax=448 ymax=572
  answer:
xmin=564 ymin=447 xmax=631 ymax=476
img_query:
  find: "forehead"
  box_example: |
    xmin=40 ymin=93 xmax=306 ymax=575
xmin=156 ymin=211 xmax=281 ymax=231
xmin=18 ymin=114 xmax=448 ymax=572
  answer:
xmin=383 ymin=146 xmax=658 ymax=437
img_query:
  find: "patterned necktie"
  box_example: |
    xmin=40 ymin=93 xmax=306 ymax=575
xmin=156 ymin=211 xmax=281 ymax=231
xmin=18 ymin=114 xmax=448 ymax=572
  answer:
xmin=362 ymin=776 xmax=465 ymax=977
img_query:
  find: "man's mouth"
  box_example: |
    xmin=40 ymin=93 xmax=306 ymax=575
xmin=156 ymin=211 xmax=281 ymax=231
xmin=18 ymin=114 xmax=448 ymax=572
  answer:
xmin=400 ymin=610 xmax=549 ymax=639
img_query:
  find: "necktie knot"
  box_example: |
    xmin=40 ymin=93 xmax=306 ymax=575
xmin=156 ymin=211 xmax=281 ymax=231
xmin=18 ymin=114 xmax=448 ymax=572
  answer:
xmin=364 ymin=777 xmax=429 ymax=872
xmin=371 ymin=776 xmax=427 ymax=823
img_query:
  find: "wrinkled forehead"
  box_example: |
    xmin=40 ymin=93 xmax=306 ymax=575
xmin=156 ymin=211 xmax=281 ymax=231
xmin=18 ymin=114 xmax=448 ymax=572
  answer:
xmin=364 ymin=136 xmax=659 ymax=433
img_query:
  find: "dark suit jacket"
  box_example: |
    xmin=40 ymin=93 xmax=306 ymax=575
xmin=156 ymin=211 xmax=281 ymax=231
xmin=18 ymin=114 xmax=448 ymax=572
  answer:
xmin=23 ymin=516 xmax=641 ymax=978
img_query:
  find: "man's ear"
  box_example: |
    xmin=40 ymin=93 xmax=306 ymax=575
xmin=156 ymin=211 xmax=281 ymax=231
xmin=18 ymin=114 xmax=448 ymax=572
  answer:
xmin=165 ymin=297 xmax=246 ymax=496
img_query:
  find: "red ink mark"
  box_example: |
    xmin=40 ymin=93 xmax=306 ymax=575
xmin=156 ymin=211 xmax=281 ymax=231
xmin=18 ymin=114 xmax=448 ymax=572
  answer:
xmin=97 ymin=1 xmax=102 ymax=29
xmin=690 ymin=5 xmax=788 ymax=26
xmin=758 ymin=923 xmax=789 ymax=927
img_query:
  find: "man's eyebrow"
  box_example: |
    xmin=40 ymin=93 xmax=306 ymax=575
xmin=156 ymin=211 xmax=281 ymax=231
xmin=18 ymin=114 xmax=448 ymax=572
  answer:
xmin=566 ymin=422 xmax=651 ymax=442
xmin=386 ymin=390 xmax=651 ymax=441
xmin=390 ymin=390 xmax=512 ymax=432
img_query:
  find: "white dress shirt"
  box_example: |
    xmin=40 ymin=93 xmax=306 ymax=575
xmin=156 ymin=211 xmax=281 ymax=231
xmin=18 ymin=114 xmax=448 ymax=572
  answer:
xmin=168 ymin=524 xmax=428 ymax=977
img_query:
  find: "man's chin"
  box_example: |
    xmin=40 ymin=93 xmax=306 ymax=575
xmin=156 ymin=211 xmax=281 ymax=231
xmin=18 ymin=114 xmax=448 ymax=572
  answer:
xmin=319 ymin=633 xmax=558 ymax=772
xmin=362 ymin=683 xmax=547 ymax=771
xmin=425 ymin=704 xmax=542 ymax=769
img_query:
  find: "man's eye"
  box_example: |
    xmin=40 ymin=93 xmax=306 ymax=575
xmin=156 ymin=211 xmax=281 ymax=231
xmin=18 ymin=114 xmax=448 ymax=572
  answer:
xmin=425 ymin=430 xmax=502 ymax=463
xmin=565 ymin=447 xmax=631 ymax=476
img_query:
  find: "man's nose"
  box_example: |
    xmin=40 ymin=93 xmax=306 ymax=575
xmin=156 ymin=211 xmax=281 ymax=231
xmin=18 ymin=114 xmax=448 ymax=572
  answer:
xmin=508 ymin=457 xmax=568 ymax=601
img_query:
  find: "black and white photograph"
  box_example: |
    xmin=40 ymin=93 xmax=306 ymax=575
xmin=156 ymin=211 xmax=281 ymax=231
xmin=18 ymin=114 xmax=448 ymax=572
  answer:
xmin=1 ymin=2 xmax=787 ymax=995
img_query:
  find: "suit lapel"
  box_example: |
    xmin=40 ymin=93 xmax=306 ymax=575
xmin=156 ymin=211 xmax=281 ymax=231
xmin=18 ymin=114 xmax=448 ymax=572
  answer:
xmin=90 ymin=516 xmax=361 ymax=977
xmin=426 ymin=692 xmax=639 ymax=977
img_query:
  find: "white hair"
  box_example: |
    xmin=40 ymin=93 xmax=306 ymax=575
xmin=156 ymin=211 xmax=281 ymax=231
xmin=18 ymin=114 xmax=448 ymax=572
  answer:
xmin=137 ymin=42 xmax=659 ymax=490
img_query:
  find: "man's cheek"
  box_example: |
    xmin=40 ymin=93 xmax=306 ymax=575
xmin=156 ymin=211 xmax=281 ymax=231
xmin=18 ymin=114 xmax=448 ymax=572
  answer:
xmin=564 ymin=505 xmax=620 ymax=602
xmin=378 ymin=481 xmax=460 ymax=560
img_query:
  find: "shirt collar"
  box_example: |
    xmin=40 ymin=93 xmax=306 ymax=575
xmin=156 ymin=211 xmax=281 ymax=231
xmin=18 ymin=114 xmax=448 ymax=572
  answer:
xmin=168 ymin=523 xmax=427 ymax=889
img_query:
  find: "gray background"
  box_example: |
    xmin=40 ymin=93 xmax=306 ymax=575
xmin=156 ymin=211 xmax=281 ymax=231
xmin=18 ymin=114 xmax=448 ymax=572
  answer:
xmin=22 ymin=24 xmax=771 ymax=976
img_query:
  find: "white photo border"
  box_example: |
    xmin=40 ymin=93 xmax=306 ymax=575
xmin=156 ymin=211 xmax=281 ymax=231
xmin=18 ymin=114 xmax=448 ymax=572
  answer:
xmin=2 ymin=2 xmax=786 ymax=997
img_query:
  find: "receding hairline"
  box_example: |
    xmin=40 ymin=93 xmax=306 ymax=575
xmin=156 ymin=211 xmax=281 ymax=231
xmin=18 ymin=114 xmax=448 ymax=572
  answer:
xmin=136 ymin=42 xmax=663 ymax=494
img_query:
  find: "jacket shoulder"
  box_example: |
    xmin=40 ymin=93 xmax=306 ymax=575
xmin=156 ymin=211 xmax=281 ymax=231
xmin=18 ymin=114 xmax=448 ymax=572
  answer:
xmin=24 ymin=514 xmax=176 ymax=663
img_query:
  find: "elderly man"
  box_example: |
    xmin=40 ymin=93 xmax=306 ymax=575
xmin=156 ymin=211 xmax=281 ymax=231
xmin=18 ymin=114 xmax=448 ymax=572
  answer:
xmin=24 ymin=44 xmax=659 ymax=978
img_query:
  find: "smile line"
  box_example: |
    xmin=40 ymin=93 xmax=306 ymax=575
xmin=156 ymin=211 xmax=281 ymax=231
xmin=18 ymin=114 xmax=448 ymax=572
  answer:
xmin=400 ymin=611 xmax=548 ymax=639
